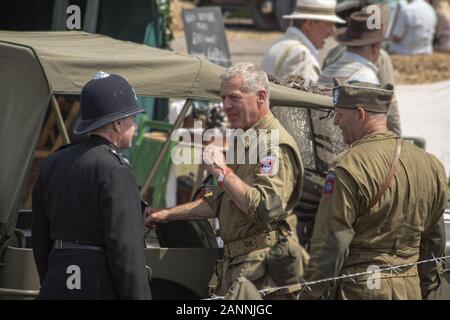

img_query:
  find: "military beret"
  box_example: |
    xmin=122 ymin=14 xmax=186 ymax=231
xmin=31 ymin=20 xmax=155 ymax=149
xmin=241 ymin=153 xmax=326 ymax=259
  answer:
xmin=332 ymin=78 xmax=394 ymax=113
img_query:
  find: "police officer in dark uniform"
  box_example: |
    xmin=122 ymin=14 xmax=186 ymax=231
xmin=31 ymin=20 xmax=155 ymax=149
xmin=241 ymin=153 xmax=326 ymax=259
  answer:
xmin=32 ymin=72 xmax=152 ymax=299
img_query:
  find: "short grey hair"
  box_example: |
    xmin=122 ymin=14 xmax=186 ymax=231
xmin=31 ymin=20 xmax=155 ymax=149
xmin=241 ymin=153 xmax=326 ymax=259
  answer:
xmin=220 ymin=62 xmax=270 ymax=98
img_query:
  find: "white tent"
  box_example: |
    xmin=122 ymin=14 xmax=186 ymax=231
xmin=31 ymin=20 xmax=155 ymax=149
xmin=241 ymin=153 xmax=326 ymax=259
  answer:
xmin=396 ymin=80 xmax=450 ymax=178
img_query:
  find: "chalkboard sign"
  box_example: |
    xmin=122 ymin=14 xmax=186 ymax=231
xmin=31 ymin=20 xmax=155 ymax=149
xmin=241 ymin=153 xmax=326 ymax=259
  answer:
xmin=182 ymin=7 xmax=232 ymax=67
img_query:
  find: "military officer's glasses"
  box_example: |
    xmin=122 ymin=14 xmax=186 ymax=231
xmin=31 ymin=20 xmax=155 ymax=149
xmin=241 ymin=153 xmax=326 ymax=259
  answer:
xmin=319 ymin=110 xmax=335 ymax=120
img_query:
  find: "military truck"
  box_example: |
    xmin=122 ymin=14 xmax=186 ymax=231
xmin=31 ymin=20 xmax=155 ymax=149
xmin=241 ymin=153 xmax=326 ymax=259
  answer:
xmin=194 ymin=0 xmax=297 ymax=30
xmin=0 ymin=31 xmax=448 ymax=300
xmin=0 ymin=30 xmax=333 ymax=299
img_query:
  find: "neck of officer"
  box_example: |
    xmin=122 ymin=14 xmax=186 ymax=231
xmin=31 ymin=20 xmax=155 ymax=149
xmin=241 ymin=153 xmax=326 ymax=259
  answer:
xmin=247 ymin=103 xmax=270 ymax=130
xmin=347 ymin=46 xmax=378 ymax=64
xmin=356 ymin=114 xmax=388 ymax=142
xmin=91 ymin=126 xmax=121 ymax=149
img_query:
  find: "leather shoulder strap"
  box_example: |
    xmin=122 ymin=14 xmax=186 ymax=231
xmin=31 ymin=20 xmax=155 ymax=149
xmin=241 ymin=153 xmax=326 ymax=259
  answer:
xmin=365 ymin=138 xmax=402 ymax=214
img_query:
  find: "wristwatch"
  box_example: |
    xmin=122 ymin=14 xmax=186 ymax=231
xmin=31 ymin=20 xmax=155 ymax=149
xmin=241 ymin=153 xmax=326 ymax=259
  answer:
xmin=218 ymin=167 xmax=233 ymax=187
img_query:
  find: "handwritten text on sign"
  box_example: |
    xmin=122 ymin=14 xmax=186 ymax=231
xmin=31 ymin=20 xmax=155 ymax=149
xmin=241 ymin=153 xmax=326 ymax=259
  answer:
xmin=182 ymin=7 xmax=231 ymax=67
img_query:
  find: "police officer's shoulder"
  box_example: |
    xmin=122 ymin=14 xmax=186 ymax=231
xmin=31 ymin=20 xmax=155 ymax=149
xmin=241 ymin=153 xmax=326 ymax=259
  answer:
xmin=54 ymin=141 xmax=81 ymax=153
xmin=42 ymin=141 xmax=81 ymax=167
xmin=101 ymin=144 xmax=132 ymax=168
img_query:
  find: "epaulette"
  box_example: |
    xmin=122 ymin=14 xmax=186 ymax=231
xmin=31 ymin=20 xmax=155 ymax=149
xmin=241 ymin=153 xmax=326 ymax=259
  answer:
xmin=334 ymin=146 xmax=352 ymax=164
xmin=106 ymin=145 xmax=132 ymax=168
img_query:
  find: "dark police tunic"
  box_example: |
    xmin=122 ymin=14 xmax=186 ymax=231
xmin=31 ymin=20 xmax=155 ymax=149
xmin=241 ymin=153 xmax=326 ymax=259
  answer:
xmin=32 ymin=135 xmax=151 ymax=299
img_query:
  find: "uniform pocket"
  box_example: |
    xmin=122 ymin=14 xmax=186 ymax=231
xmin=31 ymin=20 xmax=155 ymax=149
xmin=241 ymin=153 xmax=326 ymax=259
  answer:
xmin=266 ymin=234 xmax=309 ymax=286
xmin=228 ymin=248 xmax=268 ymax=284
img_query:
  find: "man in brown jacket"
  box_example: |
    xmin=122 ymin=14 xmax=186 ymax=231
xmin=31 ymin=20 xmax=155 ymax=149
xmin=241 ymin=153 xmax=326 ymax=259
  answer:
xmin=322 ymin=3 xmax=402 ymax=136
xmin=302 ymin=79 xmax=447 ymax=299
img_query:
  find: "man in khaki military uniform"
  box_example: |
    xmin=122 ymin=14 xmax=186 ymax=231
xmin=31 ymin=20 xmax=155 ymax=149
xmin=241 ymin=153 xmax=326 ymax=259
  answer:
xmin=302 ymin=80 xmax=447 ymax=300
xmin=322 ymin=3 xmax=402 ymax=136
xmin=146 ymin=62 xmax=305 ymax=298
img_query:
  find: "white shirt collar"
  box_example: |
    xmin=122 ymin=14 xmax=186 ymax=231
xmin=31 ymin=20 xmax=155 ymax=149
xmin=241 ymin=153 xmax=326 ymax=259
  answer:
xmin=286 ymin=27 xmax=319 ymax=58
xmin=343 ymin=51 xmax=379 ymax=73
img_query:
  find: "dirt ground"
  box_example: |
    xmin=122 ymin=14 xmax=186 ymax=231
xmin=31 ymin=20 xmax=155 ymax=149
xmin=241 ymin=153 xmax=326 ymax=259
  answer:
xmin=170 ymin=0 xmax=450 ymax=85
xmin=170 ymin=0 xmax=192 ymax=37
xmin=391 ymin=53 xmax=450 ymax=84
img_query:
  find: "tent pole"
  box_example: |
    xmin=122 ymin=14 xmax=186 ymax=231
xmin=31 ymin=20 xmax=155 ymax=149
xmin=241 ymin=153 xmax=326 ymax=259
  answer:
xmin=50 ymin=95 xmax=70 ymax=145
xmin=141 ymin=99 xmax=193 ymax=197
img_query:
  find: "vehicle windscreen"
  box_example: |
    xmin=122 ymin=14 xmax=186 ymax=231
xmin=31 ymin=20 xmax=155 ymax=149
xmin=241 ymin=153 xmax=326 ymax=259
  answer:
xmin=270 ymin=76 xmax=345 ymax=174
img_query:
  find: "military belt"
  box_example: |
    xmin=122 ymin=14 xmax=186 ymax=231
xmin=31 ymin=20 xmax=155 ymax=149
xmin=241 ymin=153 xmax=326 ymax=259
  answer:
xmin=223 ymin=230 xmax=279 ymax=259
xmin=53 ymin=239 xmax=104 ymax=252
xmin=349 ymin=241 xmax=420 ymax=256
xmin=340 ymin=264 xmax=418 ymax=282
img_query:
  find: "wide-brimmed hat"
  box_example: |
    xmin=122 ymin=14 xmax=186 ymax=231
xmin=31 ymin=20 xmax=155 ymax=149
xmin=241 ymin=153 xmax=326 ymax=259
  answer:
xmin=336 ymin=11 xmax=386 ymax=46
xmin=283 ymin=0 xmax=346 ymax=24
xmin=74 ymin=72 xmax=144 ymax=135
xmin=335 ymin=0 xmax=364 ymax=21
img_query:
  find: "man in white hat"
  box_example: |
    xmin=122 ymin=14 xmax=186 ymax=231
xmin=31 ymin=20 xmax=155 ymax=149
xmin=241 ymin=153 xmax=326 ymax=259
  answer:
xmin=261 ymin=0 xmax=345 ymax=81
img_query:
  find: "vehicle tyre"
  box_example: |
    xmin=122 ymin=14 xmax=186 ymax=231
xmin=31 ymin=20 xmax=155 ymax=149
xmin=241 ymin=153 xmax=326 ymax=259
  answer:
xmin=249 ymin=0 xmax=279 ymax=30
xmin=275 ymin=0 xmax=297 ymax=30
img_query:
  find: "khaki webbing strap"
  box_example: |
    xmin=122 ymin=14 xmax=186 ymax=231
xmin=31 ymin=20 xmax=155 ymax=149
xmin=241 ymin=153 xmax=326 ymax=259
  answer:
xmin=274 ymin=42 xmax=298 ymax=78
xmin=365 ymin=138 xmax=402 ymax=214
xmin=223 ymin=230 xmax=279 ymax=259
xmin=341 ymin=264 xmax=418 ymax=282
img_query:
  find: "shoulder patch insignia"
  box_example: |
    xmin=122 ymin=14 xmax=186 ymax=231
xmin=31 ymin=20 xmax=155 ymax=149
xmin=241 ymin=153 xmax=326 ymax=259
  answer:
xmin=259 ymin=156 xmax=276 ymax=175
xmin=106 ymin=146 xmax=132 ymax=168
xmin=323 ymin=172 xmax=336 ymax=194
xmin=333 ymin=88 xmax=339 ymax=106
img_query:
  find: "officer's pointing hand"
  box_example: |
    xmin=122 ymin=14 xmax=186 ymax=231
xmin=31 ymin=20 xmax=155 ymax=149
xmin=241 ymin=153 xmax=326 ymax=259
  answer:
xmin=145 ymin=207 xmax=169 ymax=228
xmin=203 ymin=144 xmax=227 ymax=177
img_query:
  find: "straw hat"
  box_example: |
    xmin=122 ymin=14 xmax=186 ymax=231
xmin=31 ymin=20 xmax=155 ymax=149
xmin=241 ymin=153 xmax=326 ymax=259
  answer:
xmin=283 ymin=0 xmax=346 ymax=24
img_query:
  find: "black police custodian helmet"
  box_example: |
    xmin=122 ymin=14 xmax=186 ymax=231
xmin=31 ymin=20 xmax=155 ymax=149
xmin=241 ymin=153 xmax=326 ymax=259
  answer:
xmin=74 ymin=72 xmax=145 ymax=135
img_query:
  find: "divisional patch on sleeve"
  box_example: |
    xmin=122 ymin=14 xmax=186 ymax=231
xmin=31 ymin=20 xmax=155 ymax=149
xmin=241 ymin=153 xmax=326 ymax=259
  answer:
xmin=323 ymin=172 xmax=336 ymax=194
xmin=259 ymin=156 xmax=277 ymax=175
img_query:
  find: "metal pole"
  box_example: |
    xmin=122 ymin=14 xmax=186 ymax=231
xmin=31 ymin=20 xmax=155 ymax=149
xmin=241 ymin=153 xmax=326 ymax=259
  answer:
xmin=141 ymin=99 xmax=194 ymax=197
xmin=83 ymin=0 xmax=100 ymax=33
xmin=307 ymin=109 xmax=320 ymax=171
xmin=50 ymin=95 xmax=70 ymax=145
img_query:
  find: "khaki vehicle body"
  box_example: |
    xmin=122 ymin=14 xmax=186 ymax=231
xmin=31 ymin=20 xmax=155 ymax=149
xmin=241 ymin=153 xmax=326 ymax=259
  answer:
xmin=0 ymin=31 xmax=331 ymax=299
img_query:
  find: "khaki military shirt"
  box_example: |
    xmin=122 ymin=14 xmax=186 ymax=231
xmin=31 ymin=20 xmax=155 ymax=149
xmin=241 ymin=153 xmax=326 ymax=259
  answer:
xmin=303 ymin=132 xmax=447 ymax=299
xmin=204 ymin=112 xmax=303 ymax=243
